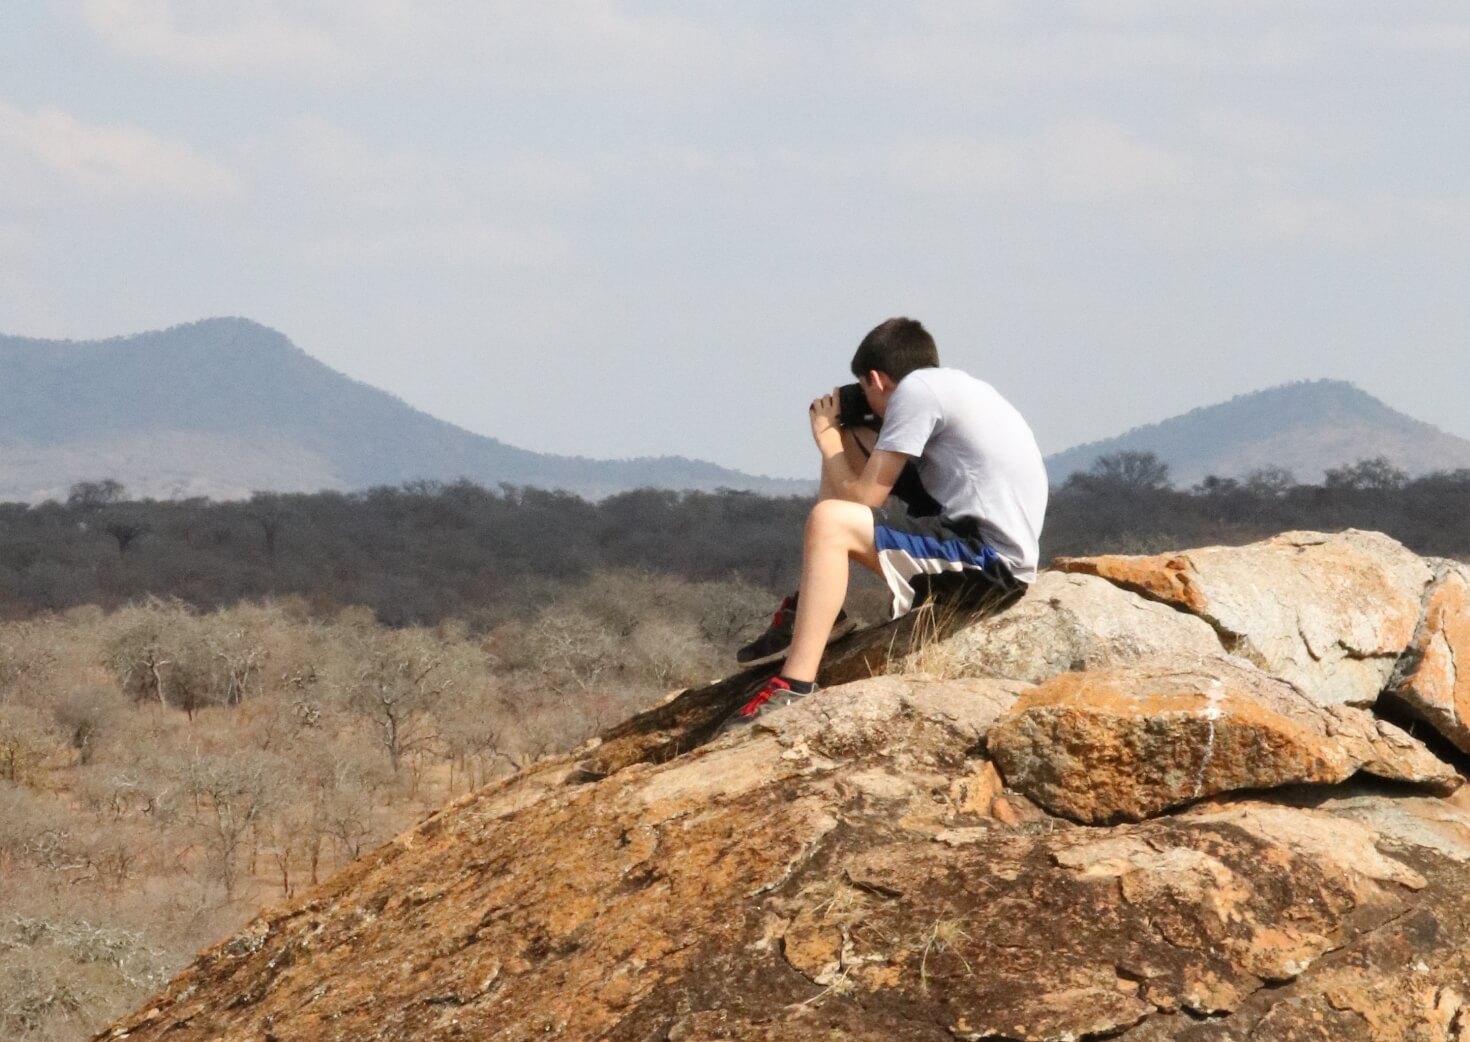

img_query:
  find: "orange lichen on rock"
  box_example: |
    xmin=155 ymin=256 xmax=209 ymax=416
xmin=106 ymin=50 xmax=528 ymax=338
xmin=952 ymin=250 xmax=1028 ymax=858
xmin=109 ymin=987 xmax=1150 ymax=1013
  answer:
xmin=1393 ymin=562 xmax=1470 ymax=753
xmin=1053 ymin=552 xmax=1209 ymax=614
xmin=989 ymin=657 xmax=1458 ymax=823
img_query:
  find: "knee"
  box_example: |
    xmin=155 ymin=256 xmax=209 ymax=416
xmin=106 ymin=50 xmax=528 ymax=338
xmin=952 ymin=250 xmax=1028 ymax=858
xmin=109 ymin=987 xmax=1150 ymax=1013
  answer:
xmin=805 ymin=499 xmax=861 ymax=545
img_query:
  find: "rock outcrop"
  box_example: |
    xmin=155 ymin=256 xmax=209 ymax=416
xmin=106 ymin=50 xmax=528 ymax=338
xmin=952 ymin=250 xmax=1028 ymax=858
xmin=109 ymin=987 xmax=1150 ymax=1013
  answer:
xmin=1056 ymin=530 xmax=1433 ymax=707
xmin=900 ymin=570 xmax=1226 ymax=684
xmin=98 ymin=531 xmax=1470 ymax=1042
xmin=989 ymin=656 xmax=1458 ymax=823
xmin=1391 ymin=560 xmax=1470 ymax=753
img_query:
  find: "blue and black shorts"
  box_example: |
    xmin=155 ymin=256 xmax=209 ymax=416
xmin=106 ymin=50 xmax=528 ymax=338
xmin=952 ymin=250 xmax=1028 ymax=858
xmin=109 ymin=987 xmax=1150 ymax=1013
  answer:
xmin=873 ymin=473 xmax=1025 ymax=618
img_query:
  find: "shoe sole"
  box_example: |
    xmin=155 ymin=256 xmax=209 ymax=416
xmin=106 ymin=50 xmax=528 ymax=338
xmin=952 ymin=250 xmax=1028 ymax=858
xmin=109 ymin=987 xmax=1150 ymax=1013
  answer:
xmin=735 ymin=617 xmax=859 ymax=667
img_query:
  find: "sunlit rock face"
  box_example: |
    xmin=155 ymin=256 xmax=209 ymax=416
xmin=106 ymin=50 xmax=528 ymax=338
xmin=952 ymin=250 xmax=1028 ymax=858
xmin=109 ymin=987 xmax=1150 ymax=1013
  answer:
xmin=988 ymin=656 xmax=1458 ymax=824
xmin=1391 ymin=560 xmax=1470 ymax=753
xmin=1055 ymin=529 xmax=1434 ymax=707
xmin=898 ymin=569 xmax=1227 ymax=684
xmin=100 ymin=531 xmax=1470 ymax=1042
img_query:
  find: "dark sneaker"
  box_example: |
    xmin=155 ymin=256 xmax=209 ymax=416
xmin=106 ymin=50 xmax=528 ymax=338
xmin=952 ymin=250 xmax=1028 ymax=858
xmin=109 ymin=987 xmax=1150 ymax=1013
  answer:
xmin=731 ymin=675 xmax=819 ymax=725
xmin=736 ymin=593 xmax=854 ymax=664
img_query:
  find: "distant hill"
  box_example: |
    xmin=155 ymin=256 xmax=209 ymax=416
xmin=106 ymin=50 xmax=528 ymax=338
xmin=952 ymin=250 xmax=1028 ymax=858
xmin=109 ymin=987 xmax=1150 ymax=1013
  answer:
xmin=0 ymin=318 xmax=809 ymax=504
xmin=1046 ymin=380 xmax=1470 ymax=487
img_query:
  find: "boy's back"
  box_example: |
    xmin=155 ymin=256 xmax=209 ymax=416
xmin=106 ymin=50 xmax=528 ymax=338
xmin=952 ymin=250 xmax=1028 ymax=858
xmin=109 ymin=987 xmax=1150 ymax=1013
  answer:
xmin=875 ymin=367 xmax=1049 ymax=581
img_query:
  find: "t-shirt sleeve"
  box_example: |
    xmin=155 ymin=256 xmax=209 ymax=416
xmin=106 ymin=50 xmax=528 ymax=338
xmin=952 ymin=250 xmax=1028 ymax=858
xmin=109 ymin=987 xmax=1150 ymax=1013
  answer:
xmin=875 ymin=376 xmax=943 ymax=458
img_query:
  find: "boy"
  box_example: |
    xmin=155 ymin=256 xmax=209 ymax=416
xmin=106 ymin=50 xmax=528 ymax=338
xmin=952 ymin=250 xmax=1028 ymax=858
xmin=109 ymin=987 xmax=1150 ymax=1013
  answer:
xmin=733 ymin=317 xmax=1048 ymax=721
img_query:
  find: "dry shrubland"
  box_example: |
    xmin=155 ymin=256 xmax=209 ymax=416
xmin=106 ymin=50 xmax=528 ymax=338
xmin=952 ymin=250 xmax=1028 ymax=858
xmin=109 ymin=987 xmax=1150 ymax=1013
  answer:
xmin=0 ymin=570 xmax=795 ymax=1041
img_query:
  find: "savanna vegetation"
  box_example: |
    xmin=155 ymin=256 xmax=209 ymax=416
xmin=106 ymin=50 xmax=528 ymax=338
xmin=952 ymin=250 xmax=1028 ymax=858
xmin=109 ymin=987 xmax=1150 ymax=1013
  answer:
xmin=0 ymin=572 xmax=795 ymax=1040
xmin=4 ymin=455 xmax=1469 ymax=1039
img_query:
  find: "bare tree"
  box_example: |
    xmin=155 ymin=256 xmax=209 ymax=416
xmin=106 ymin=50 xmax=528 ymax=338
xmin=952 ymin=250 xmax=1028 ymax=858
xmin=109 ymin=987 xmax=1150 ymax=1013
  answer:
xmin=198 ymin=621 xmax=265 ymax=706
xmin=66 ymin=479 xmax=125 ymax=511
xmin=185 ymin=753 xmax=276 ymax=898
xmin=0 ymin=706 xmax=59 ymax=784
xmin=343 ymin=632 xmax=447 ymax=772
xmin=51 ymin=686 xmax=119 ymax=766
xmin=1075 ymin=450 xmax=1173 ymax=491
xmin=437 ymin=687 xmax=511 ymax=792
xmin=1243 ymin=465 xmax=1296 ymax=497
xmin=513 ymin=609 xmax=621 ymax=694
xmin=631 ymin=619 xmax=707 ymax=690
xmin=1191 ymin=475 xmax=1241 ymax=496
xmin=104 ymin=518 xmax=150 ymax=555
xmin=247 ymin=492 xmax=290 ymax=559
xmin=1325 ymin=456 xmax=1409 ymax=491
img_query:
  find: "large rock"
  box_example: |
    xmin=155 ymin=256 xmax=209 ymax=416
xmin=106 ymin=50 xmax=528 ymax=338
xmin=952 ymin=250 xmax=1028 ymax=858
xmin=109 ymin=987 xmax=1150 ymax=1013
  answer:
xmin=1056 ymin=530 xmax=1434 ymax=707
xmin=1117 ymin=792 xmax=1470 ymax=1042
xmin=901 ymin=570 xmax=1225 ymax=683
xmin=989 ymin=656 xmax=1459 ymax=823
xmin=1390 ymin=560 xmax=1470 ymax=753
xmin=95 ymin=530 xmax=1470 ymax=1042
xmin=95 ymin=672 xmax=1470 ymax=1042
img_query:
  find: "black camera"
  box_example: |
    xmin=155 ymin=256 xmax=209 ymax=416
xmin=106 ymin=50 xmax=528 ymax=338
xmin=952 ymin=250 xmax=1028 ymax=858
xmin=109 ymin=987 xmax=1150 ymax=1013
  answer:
xmin=837 ymin=383 xmax=879 ymax=430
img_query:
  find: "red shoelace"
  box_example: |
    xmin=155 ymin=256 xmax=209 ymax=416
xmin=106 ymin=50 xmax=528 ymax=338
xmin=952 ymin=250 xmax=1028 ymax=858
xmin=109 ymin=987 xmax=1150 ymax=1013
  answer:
xmin=739 ymin=677 xmax=792 ymax=717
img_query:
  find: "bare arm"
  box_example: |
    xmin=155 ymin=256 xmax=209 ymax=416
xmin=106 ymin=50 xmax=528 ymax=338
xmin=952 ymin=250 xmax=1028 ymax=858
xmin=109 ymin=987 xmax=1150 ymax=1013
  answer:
xmin=820 ymin=443 xmax=908 ymax=507
xmin=811 ymin=389 xmax=907 ymax=507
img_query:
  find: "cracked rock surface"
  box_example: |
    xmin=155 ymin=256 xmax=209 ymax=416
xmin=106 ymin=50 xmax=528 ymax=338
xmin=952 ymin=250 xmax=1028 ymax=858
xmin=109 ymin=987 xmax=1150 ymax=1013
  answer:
xmin=99 ymin=532 xmax=1470 ymax=1042
xmin=1055 ymin=529 xmax=1433 ymax=707
xmin=1391 ymin=560 xmax=1470 ymax=753
xmin=989 ymin=656 xmax=1460 ymax=823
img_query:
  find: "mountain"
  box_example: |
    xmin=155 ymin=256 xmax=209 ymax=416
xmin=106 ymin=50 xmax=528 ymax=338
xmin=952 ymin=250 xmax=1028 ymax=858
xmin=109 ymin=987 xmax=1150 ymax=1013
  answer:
xmin=0 ymin=318 xmax=808 ymax=503
xmin=1046 ymin=379 xmax=1470 ymax=487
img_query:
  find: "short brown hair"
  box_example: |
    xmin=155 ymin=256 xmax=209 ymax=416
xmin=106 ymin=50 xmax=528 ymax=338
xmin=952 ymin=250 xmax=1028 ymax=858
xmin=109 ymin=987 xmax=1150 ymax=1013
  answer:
xmin=850 ymin=317 xmax=939 ymax=382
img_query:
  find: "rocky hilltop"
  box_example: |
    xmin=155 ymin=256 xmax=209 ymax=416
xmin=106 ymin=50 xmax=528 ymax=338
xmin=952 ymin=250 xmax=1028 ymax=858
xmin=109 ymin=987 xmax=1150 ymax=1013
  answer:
xmin=98 ymin=530 xmax=1470 ymax=1042
xmin=1044 ymin=379 xmax=1470 ymax=486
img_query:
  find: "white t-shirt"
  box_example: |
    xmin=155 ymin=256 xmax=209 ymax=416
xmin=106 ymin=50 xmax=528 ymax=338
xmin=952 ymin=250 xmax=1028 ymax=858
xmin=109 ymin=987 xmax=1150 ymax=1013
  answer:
xmin=874 ymin=368 xmax=1049 ymax=581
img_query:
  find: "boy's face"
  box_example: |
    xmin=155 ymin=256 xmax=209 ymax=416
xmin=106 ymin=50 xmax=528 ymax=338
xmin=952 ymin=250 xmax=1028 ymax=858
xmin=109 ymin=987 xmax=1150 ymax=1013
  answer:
xmin=858 ymin=370 xmax=898 ymax=417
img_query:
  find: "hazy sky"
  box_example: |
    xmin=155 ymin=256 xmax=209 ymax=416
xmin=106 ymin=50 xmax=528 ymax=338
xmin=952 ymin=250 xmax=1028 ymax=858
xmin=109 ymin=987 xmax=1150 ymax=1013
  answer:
xmin=2 ymin=2 xmax=1467 ymax=479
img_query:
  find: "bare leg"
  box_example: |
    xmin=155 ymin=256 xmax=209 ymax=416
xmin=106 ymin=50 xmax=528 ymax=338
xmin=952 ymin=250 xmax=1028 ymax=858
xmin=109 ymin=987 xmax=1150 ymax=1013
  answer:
xmin=781 ymin=499 xmax=881 ymax=683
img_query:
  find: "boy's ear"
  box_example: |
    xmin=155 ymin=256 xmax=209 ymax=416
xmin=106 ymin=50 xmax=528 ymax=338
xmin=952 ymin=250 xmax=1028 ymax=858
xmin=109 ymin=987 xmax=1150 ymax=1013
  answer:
xmin=869 ymin=369 xmax=895 ymax=392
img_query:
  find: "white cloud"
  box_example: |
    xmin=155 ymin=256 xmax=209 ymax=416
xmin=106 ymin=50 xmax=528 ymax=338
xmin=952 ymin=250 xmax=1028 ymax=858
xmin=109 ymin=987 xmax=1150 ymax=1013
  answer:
xmin=1042 ymin=121 xmax=1195 ymax=200
xmin=252 ymin=117 xmax=454 ymax=212
xmin=0 ymin=101 xmax=239 ymax=201
xmin=422 ymin=2 xmax=786 ymax=89
xmin=78 ymin=0 xmax=351 ymax=74
xmin=0 ymin=222 xmax=32 ymax=251
xmin=1195 ymin=109 xmax=1330 ymax=163
xmin=878 ymin=115 xmax=1466 ymax=249
xmin=221 ymin=117 xmax=586 ymax=276
xmin=73 ymin=0 xmax=786 ymax=94
xmin=863 ymin=25 xmax=1222 ymax=88
xmin=1236 ymin=194 xmax=1400 ymax=245
xmin=888 ymin=123 xmax=1197 ymax=201
xmin=239 ymin=116 xmax=593 ymax=217
xmin=297 ymin=222 xmax=575 ymax=272
xmin=889 ymin=137 xmax=1027 ymax=194
xmin=1388 ymin=22 xmax=1470 ymax=56
xmin=1405 ymin=197 xmax=1470 ymax=237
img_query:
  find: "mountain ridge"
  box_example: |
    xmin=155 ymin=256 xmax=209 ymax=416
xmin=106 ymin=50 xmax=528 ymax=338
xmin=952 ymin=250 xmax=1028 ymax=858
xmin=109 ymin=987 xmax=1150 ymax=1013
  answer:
xmin=0 ymin=317 xmax=808 ymax=503
xmin=1044 ymin=378 xmax=1470 ymax=486
xmin=7 ymin=318 xmax=1468 ymax=503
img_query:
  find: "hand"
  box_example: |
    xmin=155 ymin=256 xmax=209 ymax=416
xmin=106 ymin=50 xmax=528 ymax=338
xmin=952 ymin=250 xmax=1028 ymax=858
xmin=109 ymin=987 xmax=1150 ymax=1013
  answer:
xmin=809 ymin=387 xmax=842 ymax=448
